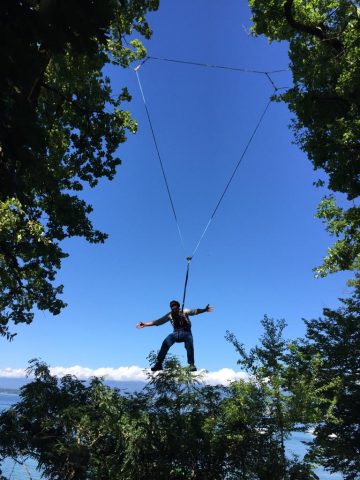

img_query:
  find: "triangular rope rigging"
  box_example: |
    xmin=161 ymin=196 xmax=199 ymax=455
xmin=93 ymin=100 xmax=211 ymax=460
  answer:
xmin=134 ymin=56 xmax=282 ymax=308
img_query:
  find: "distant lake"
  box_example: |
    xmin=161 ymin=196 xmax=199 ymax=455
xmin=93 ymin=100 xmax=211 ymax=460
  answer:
xmin=0 ymin=393 xmax=42 ymax=479
xmin=0 ymin=392 xmax=20 ymax=410
xmin=0 ymin=393 xmax=342 ymax=479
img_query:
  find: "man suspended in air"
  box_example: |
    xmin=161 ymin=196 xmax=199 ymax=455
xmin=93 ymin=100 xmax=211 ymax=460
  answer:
xmin=136 ymin=300 xmax=214 ymax=371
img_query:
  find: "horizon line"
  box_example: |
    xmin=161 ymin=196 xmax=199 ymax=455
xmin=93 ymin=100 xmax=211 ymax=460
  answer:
xmin=0 ymin=365 xmax=247 ymax=386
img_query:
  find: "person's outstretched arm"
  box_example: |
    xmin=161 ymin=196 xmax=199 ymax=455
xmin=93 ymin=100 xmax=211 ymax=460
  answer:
xmin=197 ymin=305 xmax=214 ymax=314
xmin=136 ymin=314 xmax=170 ymax=329
xmin=187 ymin=305 xmax=214 ymax=315
xmin=136 ymin=320 xmax=155 ymax=329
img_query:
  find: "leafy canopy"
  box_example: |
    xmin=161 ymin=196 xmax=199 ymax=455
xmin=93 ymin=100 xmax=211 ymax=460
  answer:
xmin=0 ymin=356 xmax=318 ymax=479
xmin=248 ymin=0 xmax=360 ymax=285
xmin=0 ymin=0 xmax=159 ymax=339
xmin=289 ymin=285 xmax=360 ymax=480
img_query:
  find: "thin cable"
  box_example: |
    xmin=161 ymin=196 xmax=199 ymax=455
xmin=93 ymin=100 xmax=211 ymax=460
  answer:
xmin=265 ymin=72 xmax=278 ymax=91
xmin=135 ymin=68 xmax=186 ymax=251
xmin=134 ymin=57 xmax=278 ymax=261
xmin=191 ymin=96 xmax=273 ymax=258
xmin=147 ymin=55 xmax=288 ymax=75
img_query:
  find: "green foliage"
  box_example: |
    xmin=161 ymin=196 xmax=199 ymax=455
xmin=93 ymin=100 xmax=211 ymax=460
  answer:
xmin=249 ymin=0 xmax=360 ymax=199
xmin=227 ymin=317 xmax=294 ymax=444
xmin=226 ymin=316 xmax=319 ymax=479
xmin=246 ymin=12 xmax=360 ymax=476
xmin=287 ymin=287 xmax=360 ymax=479
xmin=314 ymin=195 xmax=360 ymax=278
xmin=0 ymin=0 xmax=159 ymax=338
xmin=0 ymin=197 xmax=65 ymax=341
xmin=248 ymin=0 xmax=360 ymax=286
xmin=0 ymin=356 xmax=318 ymax=479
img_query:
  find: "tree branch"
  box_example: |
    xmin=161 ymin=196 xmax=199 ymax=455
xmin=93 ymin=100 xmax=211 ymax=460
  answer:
xmin=27 ymin=50 xmax=52 ymax=104
xmin=284 ymin=0 xmax=344 ymax=53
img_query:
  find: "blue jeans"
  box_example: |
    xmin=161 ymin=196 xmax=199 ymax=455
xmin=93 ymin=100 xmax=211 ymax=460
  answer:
xmin=157 ymin=330 xmax=195 ymax=365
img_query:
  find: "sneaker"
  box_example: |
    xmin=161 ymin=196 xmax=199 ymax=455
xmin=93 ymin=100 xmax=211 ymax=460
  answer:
xmin=189 ymin=364 xmax=197 ymax=372
xmin=151 ymin=363 xmax=163 ymax=372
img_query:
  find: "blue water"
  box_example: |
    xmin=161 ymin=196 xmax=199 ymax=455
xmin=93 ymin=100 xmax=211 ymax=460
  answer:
xmin=0 ymin=393 xmax=19 ymax=410
xmin=287 ymin=431 xmax=342 ymax=480
xmin=0 ymin=393 xmax=42 ymax=480
xmin=0 ymin=394 xmax=342 ymax=479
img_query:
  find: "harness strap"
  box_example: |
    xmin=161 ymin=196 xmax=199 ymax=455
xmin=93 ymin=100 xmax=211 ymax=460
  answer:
xmin=181 ymin=257 xmax=192 ymax=312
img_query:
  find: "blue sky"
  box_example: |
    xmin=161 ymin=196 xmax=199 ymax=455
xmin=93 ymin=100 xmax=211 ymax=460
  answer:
xmin=0 ymin=0 xmax=351 ymax=382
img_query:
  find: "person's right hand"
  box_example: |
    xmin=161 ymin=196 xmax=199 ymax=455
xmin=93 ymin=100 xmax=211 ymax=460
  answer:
xmin=136 ymin=322 xmax=145 ymax=329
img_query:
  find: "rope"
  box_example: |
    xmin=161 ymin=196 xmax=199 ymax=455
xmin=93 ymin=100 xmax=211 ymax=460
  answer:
xmin=147 ymin=56 xmax=286 ymax=92
xmin=147 ymin=55 xmax=288 ymax=75
xmin=191 ymin=96 xmax=273 ymax=258
xmin=181 ymin=257 xmax=192 ymax=312
xmin=180 ymin=97 xmax=272 ymax=306
xmin=134 ymin=67 xmax=186 ymax=251
xmin=134 ymin=57 xmax=279 ymax=307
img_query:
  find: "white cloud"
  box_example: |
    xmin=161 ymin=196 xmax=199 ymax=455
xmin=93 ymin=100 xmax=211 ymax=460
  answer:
xmin=49 ymin=365 xmax=148 ymax=382
xmin=0 ymin=366 xmax=247 ymax=385
xmin=0 ymin=368 xmax=27 ymax=378
xmin=200 ymin=368 xmax=248 ymax=385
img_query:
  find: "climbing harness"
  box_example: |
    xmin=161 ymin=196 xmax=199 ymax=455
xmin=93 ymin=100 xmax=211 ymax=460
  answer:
xmin=134 ymin=56 xmax=286 ymax=309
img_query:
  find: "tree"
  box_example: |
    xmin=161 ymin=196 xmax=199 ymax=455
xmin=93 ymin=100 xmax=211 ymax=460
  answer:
xmin=248 ymin=0 xmax=360 ymax=285
xmin=142 ymin=353 xmax=316 ymax=479
xmin=289 ymin=286 xmax=360 ymax=480
xmin=0 ymin=356 xmax=318 ymax=479
xmin=0 ymin=0 xmax=159 ymax=339
xmin=226 ymin=316 xmax=319 ymax=480
xmin=314 ymin=196 xmax=360 ymax=282
xmin=246 ymin=4 xmax=360 ymax=475
xmin=0 ymin=359 xmax=133 ymax=479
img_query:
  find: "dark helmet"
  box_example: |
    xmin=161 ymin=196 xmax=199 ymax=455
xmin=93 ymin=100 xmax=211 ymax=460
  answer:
xmin=170 ymin=300 xmax=180 ymax=308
